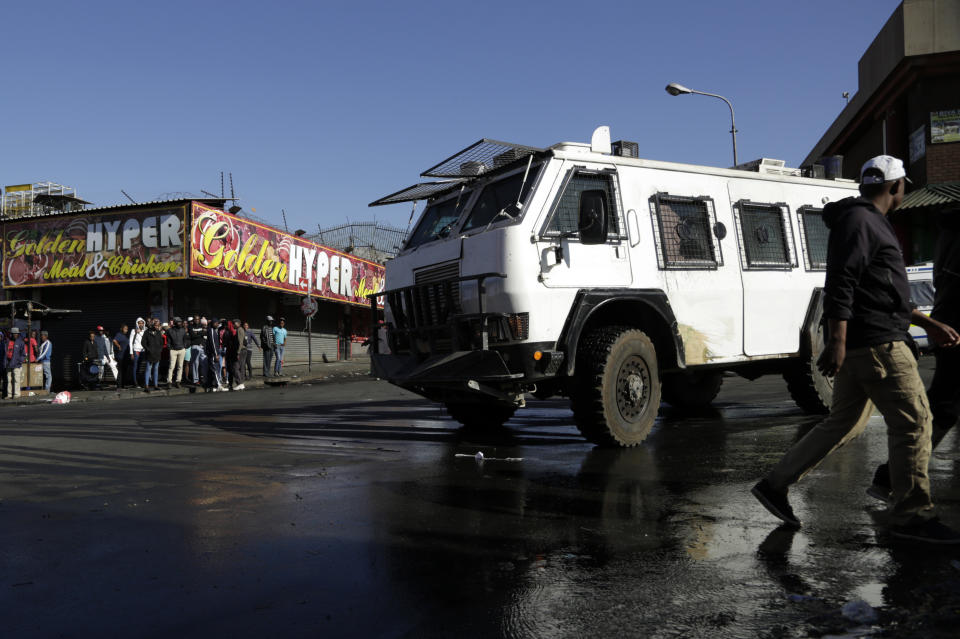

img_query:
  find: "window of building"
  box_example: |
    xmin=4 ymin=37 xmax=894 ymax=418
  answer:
xmin=649 ymin=193 xmax=723 ymax=269
xmin=797 ymin=206 xmax=829 ymax=271
xmin=733 ymin=201 xmax=797 ymax=269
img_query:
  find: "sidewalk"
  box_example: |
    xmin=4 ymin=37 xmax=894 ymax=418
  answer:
xmin=2 ymin=358 xmax=373 ymax=406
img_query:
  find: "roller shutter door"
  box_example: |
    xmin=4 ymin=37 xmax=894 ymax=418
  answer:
xmin=38 ymin=284 xmax=151 ymax=389
xmin=276 ymin=332 xmax=338 ymax=366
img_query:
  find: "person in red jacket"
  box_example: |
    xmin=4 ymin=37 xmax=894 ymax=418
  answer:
xmin=27 ymin=329 xmax=39 ymax=362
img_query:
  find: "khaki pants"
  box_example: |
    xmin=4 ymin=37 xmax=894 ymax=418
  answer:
xmin=6 ymin=366 xmax=23 ymax=398
xmin=767 ymin=341 xmax=933 ymax=525
xmin=167 ymin=349 xmax=186 ymax=384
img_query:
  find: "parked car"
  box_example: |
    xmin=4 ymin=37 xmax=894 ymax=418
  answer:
xmin=907 ymin=262 xmax=935 ymax=352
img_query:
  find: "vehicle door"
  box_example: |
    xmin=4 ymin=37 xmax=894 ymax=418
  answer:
xmin=535 ymin=162 xmax=632 ymax=288
xmin=725 ymin=181 xmax=804 ymax=356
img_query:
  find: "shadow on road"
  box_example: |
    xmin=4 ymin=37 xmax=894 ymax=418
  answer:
xmin=206 ymin=398 xmax=589 ymax=446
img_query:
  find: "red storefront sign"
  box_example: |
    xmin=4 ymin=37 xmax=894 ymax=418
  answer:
xmin=189 ymin=203 xmax=384 ymax=306
xmin=3 ymin=206 xmax=188 ymax=288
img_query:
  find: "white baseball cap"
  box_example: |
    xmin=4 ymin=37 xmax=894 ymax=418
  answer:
xmin=860 ymin=155 xmax=911 ymax=184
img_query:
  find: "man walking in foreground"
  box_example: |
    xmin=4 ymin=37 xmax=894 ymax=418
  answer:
xmin=752 ymin=155 xmax=960 ymax=544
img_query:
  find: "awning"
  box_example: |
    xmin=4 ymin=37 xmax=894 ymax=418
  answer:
xmin=898 ymin=182 xmax=960 ymax=210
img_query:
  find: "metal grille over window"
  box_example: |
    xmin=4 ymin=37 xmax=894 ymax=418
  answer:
xmin=421 ymin=139 xmax=544 ymax=179
xmin=797 ymin=206 xmax=828 ymax=271
xmin=545 ymin=172 xmax=621 ymax=237
xmin=368 ymin=182 xmax=464 ymax=207
xmin=649 ymin=194 xmax=722 ymax=269
xmin=734 ymin=202 xmax=797 ymax=269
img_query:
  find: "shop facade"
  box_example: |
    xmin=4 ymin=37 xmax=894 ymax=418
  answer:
xmin=2 ymin=199 xmax=384 ymax=389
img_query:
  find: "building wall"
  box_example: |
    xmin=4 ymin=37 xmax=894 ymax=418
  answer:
xmin=841 ymin=119 xmax=885 ymax=181
xmin=928 ymin=143 xmax=960 ymax=182
xmin=903 ymin=0 xmax=960 ymax=55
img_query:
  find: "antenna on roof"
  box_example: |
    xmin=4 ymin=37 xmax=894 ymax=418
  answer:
xmin=226 ymin=173 xmax=242 ymax=214
xmin=281 ymin=209 xmax=289 ymax=233
xmin=121 ymin=190 xmax=137 ymax=204
xmin=220 ymin=172 xmax=224 ymax=198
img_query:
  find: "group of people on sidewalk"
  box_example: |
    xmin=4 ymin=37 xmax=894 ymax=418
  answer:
xmin=752 ymin=155 xmax=960 ymax=545
xmin=1 ymin=327 xmax=53 ymax=399
xmin=79 ymin=315 xmax=290 ymax=393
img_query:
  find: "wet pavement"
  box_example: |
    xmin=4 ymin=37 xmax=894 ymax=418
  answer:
xmin=1 ymin=358 xmax=958 ymax=638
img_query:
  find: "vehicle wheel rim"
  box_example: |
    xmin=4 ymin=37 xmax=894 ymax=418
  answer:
xmin=616 ymin=355 xmax=649 ymax=421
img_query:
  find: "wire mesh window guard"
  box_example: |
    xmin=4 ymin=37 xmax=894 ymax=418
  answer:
xmin=543 ymin=171 xmax=623 ymax=238
xmin=649 ymin=193 xmax=722 ymax=269
xmin=421 ymin=139 xmax=544 ymax=179
xmin=368 ymin=182 xmax=463 ymax=207
xmin=797 ymin=206 xmax=828 ymax=271
xmin=733 ymin=201 xmax=797 ymax=269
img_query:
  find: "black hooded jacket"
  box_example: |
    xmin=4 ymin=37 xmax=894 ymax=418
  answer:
xmin=822 ymin=196 xmax=913 ymax=349
xmin=142 ymin=327 xmax=164 ymax=362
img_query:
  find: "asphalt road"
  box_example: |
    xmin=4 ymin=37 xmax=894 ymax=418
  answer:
xmin=2 ymin=361 xmax=958 ymax=638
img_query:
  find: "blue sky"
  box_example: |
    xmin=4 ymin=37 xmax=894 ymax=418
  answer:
xmin=1 ymin=0 xmax=900 ymax=233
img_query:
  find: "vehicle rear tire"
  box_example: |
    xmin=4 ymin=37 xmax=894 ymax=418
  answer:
xmin=661 ymin=370 xmax=723 ymax=409
xmin=783 ymin=357 xmax=833 ymax=414
xmin=570 ymin=326 xmax=661 ymax=447
xmin=783 ymin=295 xmax=833 ymax=414
xmin=445 ymin=401 xmax=516 ymax=429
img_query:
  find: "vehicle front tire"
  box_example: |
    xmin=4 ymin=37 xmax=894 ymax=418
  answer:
xmin=570 ymin=326 xmax=661 ymax=447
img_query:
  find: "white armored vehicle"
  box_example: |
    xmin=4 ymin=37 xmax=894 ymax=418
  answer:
xmin=368 ymin=127 xmax=857 ymax=446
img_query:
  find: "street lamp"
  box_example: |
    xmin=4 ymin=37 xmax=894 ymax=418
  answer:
xmin=665 ymin=82 xmax=739 ymax=166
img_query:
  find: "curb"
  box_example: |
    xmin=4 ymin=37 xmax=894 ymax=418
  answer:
xmin=2 ymin=361 xmax=373 ymax=407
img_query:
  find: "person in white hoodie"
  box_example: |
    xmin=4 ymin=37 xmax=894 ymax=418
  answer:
xmin=129 ymin=317 xmax=146 ymax=388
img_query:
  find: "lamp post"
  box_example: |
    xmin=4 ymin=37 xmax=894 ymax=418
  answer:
xmin=665 ymin=82 xmax=739 ymax=167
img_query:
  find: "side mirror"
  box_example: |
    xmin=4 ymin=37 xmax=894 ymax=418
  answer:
xmin=579 ymin=190 xmax=608 ymax=245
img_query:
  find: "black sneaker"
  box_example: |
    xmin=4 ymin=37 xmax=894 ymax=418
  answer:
xmin=752 ymin=480 xmax=801 ymax=528
xmin=866 ymin=464 xmax=892 ymax=504
xmin=890 ymin=517 xmax=960 ymax=544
